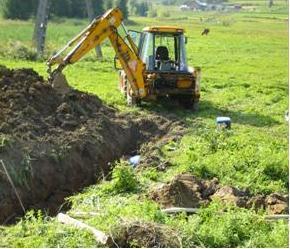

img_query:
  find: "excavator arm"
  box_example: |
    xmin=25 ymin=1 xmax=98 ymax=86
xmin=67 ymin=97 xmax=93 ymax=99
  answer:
xmin=47 ymin=8 xmax=146 ymax=98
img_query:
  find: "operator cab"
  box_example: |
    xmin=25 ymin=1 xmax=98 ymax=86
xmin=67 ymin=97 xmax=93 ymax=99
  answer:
xmin=138 ymin=26 xmax=188 ymax=72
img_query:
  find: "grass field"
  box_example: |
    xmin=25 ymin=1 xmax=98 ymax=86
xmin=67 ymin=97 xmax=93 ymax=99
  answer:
xmin=0 ymin=3 xmax=288 ymax=248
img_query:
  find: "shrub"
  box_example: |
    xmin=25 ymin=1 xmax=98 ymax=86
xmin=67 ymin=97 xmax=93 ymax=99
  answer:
xmin=2 ymin=0 xmax=36 ymax=20
xmin=147 ymin=9 xmax=157 ymax=18
xmin=141 ymin=168 xmax=159 ymax=181
xmin=12 ymin=42 xmax=38 ymax=60
xmin=129 ymin=0 xmax=150 ymax=17
xmin=111 ymin=161 xmax=139 ymax=194
xmin=0 ymin=42 xmax=38 ymax=61
xmin=160 ymin=10 xmax=171 ymax=18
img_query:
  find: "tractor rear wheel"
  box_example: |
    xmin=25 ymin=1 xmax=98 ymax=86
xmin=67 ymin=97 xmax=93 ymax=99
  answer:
xmin=178 ymin=95 xmax=199 ymax=111
xmin=192 ymin=100 xmax=199 ymax=112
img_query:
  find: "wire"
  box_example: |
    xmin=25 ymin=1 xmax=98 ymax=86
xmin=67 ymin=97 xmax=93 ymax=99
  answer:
xmin=0 ymin=159 xmax=26 ymax=214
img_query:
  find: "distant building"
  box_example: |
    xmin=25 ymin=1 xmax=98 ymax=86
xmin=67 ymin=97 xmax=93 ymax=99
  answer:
xmin=192 ymin=0 xmax=208 ymax=11
xmin=180 ymin=4 xmax=191 ymax=11
xmin=181 ymin=1 xmax=242 ymax=12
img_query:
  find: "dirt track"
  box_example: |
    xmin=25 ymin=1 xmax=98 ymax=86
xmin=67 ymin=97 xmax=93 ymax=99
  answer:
xmin=0 ymin=66 xmax=184 ymax=224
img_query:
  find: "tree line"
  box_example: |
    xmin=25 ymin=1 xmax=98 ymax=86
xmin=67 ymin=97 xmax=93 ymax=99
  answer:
xmin=162 ymin=0 xmax=227 ymax=5
xmin=1 ymin=0 xmax=155 ymax=20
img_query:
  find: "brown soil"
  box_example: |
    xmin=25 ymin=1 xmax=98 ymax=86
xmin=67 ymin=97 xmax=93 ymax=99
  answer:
xmin=150 ymin=173 xmax=288 ymax=214
xmin=135 ymin=129 xmax=184 ymax=172
xmin=114 ymin=220 xmax=181 ymax=248
xmin=0 ymin=66 xmax=184 ymax=224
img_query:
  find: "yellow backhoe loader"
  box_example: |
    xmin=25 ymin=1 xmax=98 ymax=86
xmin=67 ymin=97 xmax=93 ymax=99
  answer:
xmin=47 ymin=8 xmax=201 ymax=109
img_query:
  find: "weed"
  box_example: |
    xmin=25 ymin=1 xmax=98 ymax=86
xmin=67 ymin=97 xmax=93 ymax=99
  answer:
xmin=111 ymin=161 xmax=139 ymax=194
xmin=165 ymin=201 xmax=288 ymax=248
xmin=141 ymin=168 xmax=159 ymax=181
xmin=0 ymin=210 xmax=96 ymax=247
xmin=0 ymin=134 xmax=12 ymax=152
xmin=0 ymin=41 xmax=38 ymax=61
xmin=4 ymin=153 xmax=33 ymax=189
xmin=160 ymin=10 xmax=171 ymax=18
xmin=147 ymin=9 xmax=157 ymax=18
xmin=48 ymin=144 xmax=71 ymax=163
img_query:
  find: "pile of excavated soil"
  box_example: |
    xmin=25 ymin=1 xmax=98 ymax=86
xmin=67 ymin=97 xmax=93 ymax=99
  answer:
xmin=114 ymin=220 xmax=181 ymax=248
xmin=150 ymin=174 xmax=289 ymax=215
xmin=0 ymin=66 xmax=184 ymax=224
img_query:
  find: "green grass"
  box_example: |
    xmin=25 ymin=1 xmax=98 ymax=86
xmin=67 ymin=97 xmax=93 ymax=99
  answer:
xmin=0 ymin=7 xmax=288 ymax=248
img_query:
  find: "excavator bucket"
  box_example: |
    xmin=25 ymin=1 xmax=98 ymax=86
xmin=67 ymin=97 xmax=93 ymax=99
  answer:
xmin=50 ymin=72 xmax=70 ymax=95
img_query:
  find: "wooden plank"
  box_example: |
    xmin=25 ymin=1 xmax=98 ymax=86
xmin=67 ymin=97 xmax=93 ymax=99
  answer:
xmin=56 ymin=213 xmax=111 ymax=245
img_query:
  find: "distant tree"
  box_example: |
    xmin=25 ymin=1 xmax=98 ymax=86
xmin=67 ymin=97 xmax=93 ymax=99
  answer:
xmin=105 ymin=0 xmax=114 ymax=9
xmin=115 ymin=0 xmax=128 ymax=19
xmin=204 ymin=0 xmax=227 ymax=3
xmin=138 ymin=1 xmax=150 ymax=16
xmin=128 ymin=0 xmax=136 ymax=14
xmin=92 ymin=0 xmax=104 ymax=15
xmin=70 ymin=0 xmax=87 ymax=18
xmin=147 ymin=8 xmax=157 ymax=17
xmin=2 ymin=0 xmax=37 ymax=20
xmin=129 ymin=1 xmax=150 ymax=16
xmin=50 ymin=0 xmax=73 ymax=18
xmin=50 ymin=0 xmax=89 ymax=19
xmin=2 ymin=0 xmax=107 ymax=20
xmin=162 ymin=0 xmax=176 ymax=5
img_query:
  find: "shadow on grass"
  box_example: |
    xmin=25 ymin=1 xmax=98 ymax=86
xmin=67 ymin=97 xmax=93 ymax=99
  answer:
xmin=143 ymin=98 xmax=281 ymax=128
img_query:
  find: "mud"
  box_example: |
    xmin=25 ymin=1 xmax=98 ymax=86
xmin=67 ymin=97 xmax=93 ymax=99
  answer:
xmin=0 ymin=66 xmax=184 ymax=224
xmin=150 ymin=173 xmax=288 ymax=214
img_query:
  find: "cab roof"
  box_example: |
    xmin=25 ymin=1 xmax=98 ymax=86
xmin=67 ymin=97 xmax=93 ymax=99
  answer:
xmin=143 ymin=26 xmax=185 ymax=33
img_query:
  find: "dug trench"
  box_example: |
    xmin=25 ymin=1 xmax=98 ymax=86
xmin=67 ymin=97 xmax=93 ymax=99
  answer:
xmin=0 ymin=66 xmax=288 ymax=229
xmin=0 ymin=66 xmax=185 ymax=224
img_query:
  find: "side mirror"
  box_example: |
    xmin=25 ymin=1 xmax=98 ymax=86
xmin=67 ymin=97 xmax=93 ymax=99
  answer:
xmin=185 ymin=36 xmax=188 ymax=44
xmin=114 ymin=56 xmax=122 ymax=70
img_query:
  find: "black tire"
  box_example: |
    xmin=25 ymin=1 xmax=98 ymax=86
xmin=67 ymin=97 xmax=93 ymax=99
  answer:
xmin=178 ymin=95 xmax=193 ymax=109
xmin=178 ymin=95 xmax=199 ymax=111
xmin=193 ymin=101 xmax=199 ymax=112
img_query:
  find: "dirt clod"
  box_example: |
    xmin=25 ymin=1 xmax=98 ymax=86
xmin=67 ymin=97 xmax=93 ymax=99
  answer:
xmin=150 ymin=174 xmax=207 ymax=208
xmin=212 ymin=186 xmax=249 ymax=208
xmin=150 ymin=173 xmax=288 ymax=214
xmin=136 ymin=126 xmax=185 ymax=171
xmin=265 ymin=193 xmax=289 ymax=215
xmin=246 ymin=195 xmax=266 ymax=210
xmin=114 ymin=220 xmax=181 ymax=248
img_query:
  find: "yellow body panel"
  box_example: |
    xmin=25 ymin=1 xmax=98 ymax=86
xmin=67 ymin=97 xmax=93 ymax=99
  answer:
xmin=177 ymin=79 xmax=192 ymax=88
xmin=47 ymin=8 xmax=146 ymax=98
xmin=143 ymin=26 xmax=185 ymax=33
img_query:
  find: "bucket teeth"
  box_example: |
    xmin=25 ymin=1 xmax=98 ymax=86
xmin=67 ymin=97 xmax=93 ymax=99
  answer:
xmin=50 ymin=72 xmax=70 ymax=94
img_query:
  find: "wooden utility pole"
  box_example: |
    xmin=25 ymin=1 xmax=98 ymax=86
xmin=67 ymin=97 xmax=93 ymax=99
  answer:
xmin=268 ymin=0 xmax=274 ymax=8
xmin=33 ymin=0 xmax=50 ymax=58
xmin=85 ymin=0 xmax=103 ymax=59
